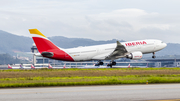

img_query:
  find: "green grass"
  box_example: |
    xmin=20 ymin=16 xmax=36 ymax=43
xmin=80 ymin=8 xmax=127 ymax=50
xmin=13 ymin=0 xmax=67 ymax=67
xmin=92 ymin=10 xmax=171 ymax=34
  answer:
xmin=0 ymin=68 xmax=180 ymax=88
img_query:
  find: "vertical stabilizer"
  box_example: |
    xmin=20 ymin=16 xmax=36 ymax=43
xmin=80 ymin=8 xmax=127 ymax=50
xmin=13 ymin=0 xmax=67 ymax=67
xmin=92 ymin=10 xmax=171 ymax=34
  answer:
xmin=29 ymin=29 xmax=59 ymax=53
xmin=20 ymin=65 xmax=24 ymax=69
xmin=29 ymin=29 xmax=74 ymax=61
xmin=8 ymin=64 xmax=12 ymax=69
xmin=63 ymin=63 xmax=66 ymax=68
xmin=31 ymin=64 xmax=35 ymax=69
xmin=48 ymin=64 xmax=53 ymax=69
xmin=128 ymin=64 xmax=131 ymax=68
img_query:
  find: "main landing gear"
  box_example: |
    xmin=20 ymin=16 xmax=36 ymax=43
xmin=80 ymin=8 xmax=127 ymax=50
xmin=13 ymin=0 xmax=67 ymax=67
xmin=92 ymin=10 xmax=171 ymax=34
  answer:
xmin=95 ymin=60 xmax=117 ymax=68
xmin=107 ymin=61 xmax=116 ymax=68
xmin=95 ymin=60 xmax=104 ymax=66
xmin=152 ymin=52 xmax=156 ymax=58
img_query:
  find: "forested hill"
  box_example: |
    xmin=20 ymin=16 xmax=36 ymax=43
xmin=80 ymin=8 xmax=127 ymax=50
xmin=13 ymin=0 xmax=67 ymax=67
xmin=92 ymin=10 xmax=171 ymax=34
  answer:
xmin=0 ymin=30 xmax=33 ymax=54
xmin=0 ymin=53 xmax=20 ymax=64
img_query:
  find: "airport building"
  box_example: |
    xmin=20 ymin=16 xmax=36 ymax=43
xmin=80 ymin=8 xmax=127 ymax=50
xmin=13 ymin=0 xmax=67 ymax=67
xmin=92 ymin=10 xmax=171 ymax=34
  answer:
xmin=146 ymin=59 xmax=180 ymax=67
xmin=34 ymin=58 xmax=180 ymax=68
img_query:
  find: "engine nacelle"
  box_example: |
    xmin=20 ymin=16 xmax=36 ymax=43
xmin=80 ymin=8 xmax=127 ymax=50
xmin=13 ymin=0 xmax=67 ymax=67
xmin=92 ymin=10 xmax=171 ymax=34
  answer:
xmin=126 ymin=51 xmax=143 ymax=60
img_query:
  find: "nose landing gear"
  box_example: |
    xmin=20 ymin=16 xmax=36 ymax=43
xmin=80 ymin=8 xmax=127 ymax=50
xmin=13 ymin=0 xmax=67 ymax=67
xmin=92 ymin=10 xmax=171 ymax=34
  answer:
xmin=152 ymin=52 xmax=156 ymax=58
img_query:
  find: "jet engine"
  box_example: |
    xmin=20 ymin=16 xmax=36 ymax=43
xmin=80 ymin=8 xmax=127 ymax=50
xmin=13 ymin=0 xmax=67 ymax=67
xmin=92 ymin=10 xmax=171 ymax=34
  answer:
xmin=126 ymin=51 xmax=143 ymax=60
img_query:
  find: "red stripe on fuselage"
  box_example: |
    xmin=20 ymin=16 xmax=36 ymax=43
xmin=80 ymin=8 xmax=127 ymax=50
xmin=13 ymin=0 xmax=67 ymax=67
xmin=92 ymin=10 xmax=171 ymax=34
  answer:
xmin=32 ymin=37 xmax=74 ymax=61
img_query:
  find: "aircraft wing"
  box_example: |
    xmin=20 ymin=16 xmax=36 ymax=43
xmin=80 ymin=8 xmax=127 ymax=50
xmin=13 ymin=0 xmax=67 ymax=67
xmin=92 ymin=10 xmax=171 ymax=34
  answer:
xmin=105 ymin=41 xmax=128 ymax=60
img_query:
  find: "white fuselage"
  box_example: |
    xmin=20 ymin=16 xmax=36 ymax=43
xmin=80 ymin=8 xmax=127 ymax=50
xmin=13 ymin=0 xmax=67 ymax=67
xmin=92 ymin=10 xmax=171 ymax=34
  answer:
xmin=62 ymin=39 xmax=167 ymax=62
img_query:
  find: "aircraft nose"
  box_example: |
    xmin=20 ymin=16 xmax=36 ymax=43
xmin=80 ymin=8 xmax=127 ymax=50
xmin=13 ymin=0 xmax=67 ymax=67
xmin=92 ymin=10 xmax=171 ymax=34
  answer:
xmin=162 ymin=43 xmax=167 ymax=48
xmin=164 ymin=43 xmax=167 ymax=47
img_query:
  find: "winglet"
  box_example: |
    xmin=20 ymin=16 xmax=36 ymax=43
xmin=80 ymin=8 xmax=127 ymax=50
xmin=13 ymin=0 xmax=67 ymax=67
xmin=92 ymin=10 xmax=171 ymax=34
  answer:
xmin=116 ymin=41 xmax=121 ymax=45
xmin=29 ymin=29 xmax=47 ymax=38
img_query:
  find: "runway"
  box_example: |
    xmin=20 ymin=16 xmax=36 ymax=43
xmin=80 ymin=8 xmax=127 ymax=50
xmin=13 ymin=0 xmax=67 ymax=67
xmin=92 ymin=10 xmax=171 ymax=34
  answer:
xmin=0 ymin=84 xmax=180 ymax=101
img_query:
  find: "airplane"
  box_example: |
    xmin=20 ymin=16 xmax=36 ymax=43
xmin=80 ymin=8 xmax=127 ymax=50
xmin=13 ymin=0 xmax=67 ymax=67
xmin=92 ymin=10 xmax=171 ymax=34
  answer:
xmin=8 ymin=64 xmax=12 ymax=69
xmin=31 ymin=64 xmax=35 ymax=69
xmin=8 ymin=64 xmax=48 ymax=69
xmin=20 ymin=64 xmax=25 ymax=69
xmin=128 ymin=64 xmax=131 ymax=68
xmin=29 ymin=29 xmax=167 ymax=68
xmin=63 ymin=64 xmax=66 ymax=68
xmin=8 ymin=64 xmax=23 ymax=69
xmin=48 ymin=64 xmax=53 ymax=69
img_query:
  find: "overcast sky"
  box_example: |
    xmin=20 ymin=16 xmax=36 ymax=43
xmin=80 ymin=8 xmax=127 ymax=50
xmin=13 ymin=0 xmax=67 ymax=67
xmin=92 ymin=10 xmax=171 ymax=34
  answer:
xmin=0 ymin=0 xmax=180 ymax=43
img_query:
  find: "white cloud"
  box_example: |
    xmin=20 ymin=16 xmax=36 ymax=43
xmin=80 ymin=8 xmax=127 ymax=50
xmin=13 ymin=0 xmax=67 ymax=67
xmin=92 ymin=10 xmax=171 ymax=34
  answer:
xmin=84 ymin=8 xmax=173 ymax=41
xmin=0 ymin=0 xmax=180 ymax=43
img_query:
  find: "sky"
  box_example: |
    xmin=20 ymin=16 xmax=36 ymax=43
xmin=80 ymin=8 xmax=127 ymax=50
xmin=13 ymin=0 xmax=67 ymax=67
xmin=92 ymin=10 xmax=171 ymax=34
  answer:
xmin=0 ymin=0 xmax=180 ymax=43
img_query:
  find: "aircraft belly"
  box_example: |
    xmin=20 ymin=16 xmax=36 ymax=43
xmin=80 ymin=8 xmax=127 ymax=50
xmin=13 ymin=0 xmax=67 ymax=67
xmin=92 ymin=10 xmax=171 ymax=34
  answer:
xmin=92 ymin=52 xmax=111 ymax=60
xmin=141 ymin=45 xmax=154 ymax=53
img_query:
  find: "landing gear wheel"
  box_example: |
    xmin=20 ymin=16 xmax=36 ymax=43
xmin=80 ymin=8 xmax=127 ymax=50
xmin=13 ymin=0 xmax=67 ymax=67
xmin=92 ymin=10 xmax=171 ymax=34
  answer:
xmin=112 ymin=61 xmax=116 ymax=65
xmin=152 ymin=52 xmax=156 ymax=59
xmin=95 ymin=61 xmax=104 ymax=66
xmin=107 ymin=61 xmax=116 ymax=68
xmin=110 ymin=65 xmax=112 ymax=68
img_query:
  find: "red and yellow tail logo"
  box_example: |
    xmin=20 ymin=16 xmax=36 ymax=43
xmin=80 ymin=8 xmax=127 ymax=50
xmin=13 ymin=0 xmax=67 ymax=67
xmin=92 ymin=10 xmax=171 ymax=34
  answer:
xmin=29 ymin=29 xmax=59 ymax=53
xmin=29 ymin=29 xmax=74 ymax=61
